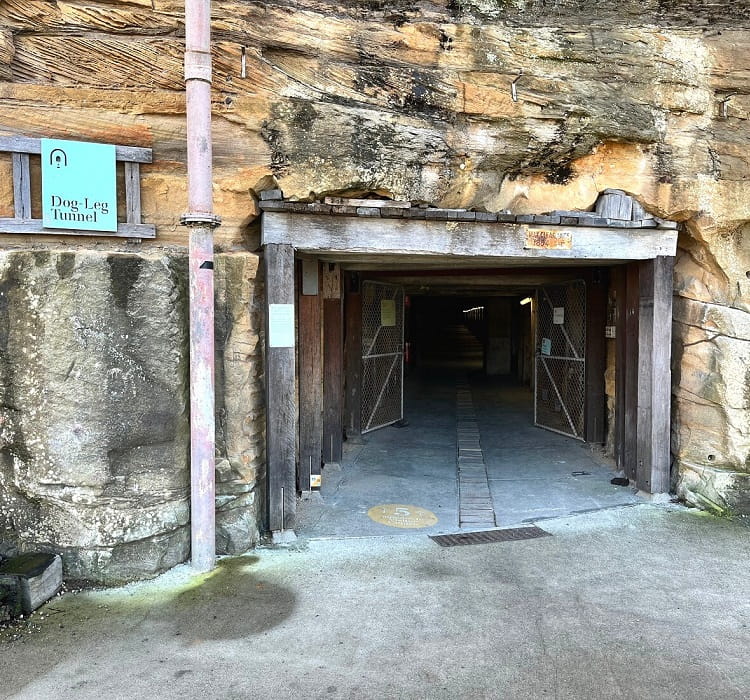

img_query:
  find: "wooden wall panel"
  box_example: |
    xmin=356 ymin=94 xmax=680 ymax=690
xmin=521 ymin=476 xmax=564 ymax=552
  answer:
xmin=584 ymin=268 xmax=608 ymax=443
xmin=297 ymin=260 xmax=322 ymax=491
xmin=344 ymin=272 xmax=362 ymax=439
xmin=323 ymin=264 xmax=343 ymax=463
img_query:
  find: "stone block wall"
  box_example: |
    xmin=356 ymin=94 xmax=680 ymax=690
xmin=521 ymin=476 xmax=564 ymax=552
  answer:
xmin=0 ymin=249 xmax=191 ymax=582
xmin=0 ymin=249 xmax=263 ymax=584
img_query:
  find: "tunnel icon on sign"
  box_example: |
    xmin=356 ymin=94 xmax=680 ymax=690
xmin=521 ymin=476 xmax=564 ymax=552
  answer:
xmin=49 ymin=148 xmax=68 ymax=168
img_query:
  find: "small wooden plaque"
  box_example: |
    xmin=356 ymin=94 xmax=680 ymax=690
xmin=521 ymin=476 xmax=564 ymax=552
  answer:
xmin=525 ymin=229 xmax=573 ymax=250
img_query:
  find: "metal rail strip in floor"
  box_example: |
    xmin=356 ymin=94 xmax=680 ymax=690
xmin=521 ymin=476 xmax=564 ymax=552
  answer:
xmin=456 ymin=380 xmax=497 ymax=529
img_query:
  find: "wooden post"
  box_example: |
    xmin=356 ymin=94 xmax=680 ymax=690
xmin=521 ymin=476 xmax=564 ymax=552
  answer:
xmin=12 ymin=153 xmax=31 ymax=219
xmin=612 ymin=266 xmax=626 ymax=469
xmin=297 ymin=259 xmax=323 ymax=491
xmin=622 ymin=262 xmax=640 ymax=480
xmin=636 ymin=256 xmax=674 ymax=494
xmin=265 ymin=244 xmax=297 ymax=532
xmin=344 ymin=272 xmax=363 ymax=439
xmin=584 ymin=268 xmax=608 ymax=443
xmin=322 ymin=264 xmax=343 ymax=464
xmin=124 ymin=162 xmax=142 ymax=224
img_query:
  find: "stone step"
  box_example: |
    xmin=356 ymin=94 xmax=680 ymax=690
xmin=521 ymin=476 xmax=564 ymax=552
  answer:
xmin=0 ymin=553 xmax=63 ymax=617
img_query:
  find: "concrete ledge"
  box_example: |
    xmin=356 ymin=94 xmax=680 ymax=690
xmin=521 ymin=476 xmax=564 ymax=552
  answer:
xmin=271 ymin=530 xmax=298 ymax=545
xmin=636 ymin=491 xmax=672 ymax=504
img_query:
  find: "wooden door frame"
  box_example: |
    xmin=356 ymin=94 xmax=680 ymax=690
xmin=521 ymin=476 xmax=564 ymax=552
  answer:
xmin=322 ymin=264 xmax=344 ymax=464
xmin=297 ymin=258 xmax=323 ymax=492
xmin=263 ymin=243 xmax=296 ymax=533
xmin=262 ymin=214 xmax=677 ymax=533
xmin=583 ymin=268 xmax=608 ymax=443
xmin=344 ymin=272 xmax=363 ymax=439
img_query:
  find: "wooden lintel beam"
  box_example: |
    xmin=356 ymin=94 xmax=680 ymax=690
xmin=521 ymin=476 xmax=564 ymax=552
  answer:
xmin=262 ymin=213 xmax=678 ymax=261
xmin=359 ymin=266 xmax=594 ymax=278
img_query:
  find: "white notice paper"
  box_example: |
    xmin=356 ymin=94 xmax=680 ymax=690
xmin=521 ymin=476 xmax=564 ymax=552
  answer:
xmin=553 ymin=307 xmax=565 ymax=325
xmin=269 ymin=304 xmax=295 ymax=348
xmin=380 ymin=299 xmax=396 ymax=327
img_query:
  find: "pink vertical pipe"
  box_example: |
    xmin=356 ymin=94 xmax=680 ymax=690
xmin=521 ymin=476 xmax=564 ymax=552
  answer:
xmin=187 ymin=228 xmax=215 ymax=572
xmin=185 ymin=0 xmax=213 ymax=216
xmin=183 ymin=0 xmax=219 ymax=572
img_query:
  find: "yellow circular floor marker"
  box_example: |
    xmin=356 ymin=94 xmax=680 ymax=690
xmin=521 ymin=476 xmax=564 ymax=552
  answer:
xmin=367 ymin=504 xmax=438 ymax=529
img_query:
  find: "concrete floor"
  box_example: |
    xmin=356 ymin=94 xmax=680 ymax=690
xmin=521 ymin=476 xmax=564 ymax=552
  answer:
xmin=472 ymin=378 xmax=642 ymax=526
xmin=297 ymin=372 xmax=458 ymax=538
xmin=297 ymin=371 xmax=640 ymax=539
xmin=2 ymin=505 xmax=749 ymax=699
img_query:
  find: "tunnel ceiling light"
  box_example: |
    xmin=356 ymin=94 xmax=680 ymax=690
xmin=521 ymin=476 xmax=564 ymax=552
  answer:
xmin=520 ymin=297 xmax=533 ymax=306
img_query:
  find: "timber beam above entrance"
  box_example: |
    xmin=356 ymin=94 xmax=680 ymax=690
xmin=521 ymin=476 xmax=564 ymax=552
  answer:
xmin=261 ymin=212 xmax=678 ymax=263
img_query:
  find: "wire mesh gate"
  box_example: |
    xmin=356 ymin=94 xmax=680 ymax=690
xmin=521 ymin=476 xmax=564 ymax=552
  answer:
xmin=361 ymin=281 xmax=404 ymax=433
xmin=534 ymin=280 xmax=586 ymax=439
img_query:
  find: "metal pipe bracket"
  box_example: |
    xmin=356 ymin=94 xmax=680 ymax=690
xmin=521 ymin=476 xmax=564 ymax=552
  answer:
xmin=185 ymin=51 xmax=213 ymax=82
xmin=180 ymin=213 xmax=222 ymax=228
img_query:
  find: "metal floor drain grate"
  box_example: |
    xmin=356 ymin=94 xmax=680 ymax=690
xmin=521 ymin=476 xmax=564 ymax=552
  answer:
xmin=430 ymin=526 xmax=552 ymax=547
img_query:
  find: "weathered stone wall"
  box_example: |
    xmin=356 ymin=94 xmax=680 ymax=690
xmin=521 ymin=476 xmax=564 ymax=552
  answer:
xmin=0 ymin=249 xmax=263 ymax=584
xmin=0 ymin=249 xmax=191 ymax=582
xmin=0 ymin=1 xmax=749 ymax=579
xmin=214 ymin=253 xmax=265 ymax=553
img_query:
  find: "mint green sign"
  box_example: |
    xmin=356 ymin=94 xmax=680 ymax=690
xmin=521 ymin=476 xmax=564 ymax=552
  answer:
xmin=41 ymin=139 xmax=117 ymax=232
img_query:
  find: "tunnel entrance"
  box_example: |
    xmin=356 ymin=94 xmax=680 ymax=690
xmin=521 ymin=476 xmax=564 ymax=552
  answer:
xmin=295 ymin=265 xmax=637 ymax=538
xmin=261 ymin=198 xmax=678 ymax=535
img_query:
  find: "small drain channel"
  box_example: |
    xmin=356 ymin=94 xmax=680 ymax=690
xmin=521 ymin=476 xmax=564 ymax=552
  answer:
xmin=456 ymin=380 xmax=496 ymax=528
xmin=430 ymin=526 xmax=551 ymax=547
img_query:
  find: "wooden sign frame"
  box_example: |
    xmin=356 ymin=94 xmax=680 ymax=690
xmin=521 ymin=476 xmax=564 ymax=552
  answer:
xmin=0 ymin=135 xmax=155 ymax=239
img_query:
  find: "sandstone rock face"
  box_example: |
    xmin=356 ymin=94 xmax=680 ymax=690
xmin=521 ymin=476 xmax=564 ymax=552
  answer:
xmin=214 ymin=253 xmax=265 ymax=554
xmin=0 ymin=1 xmax=749 ymax=579
xmin=671 ymin=294 xmax=750 ymax=512
xmin=0 ymin=249 xmax=263 ymax=583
